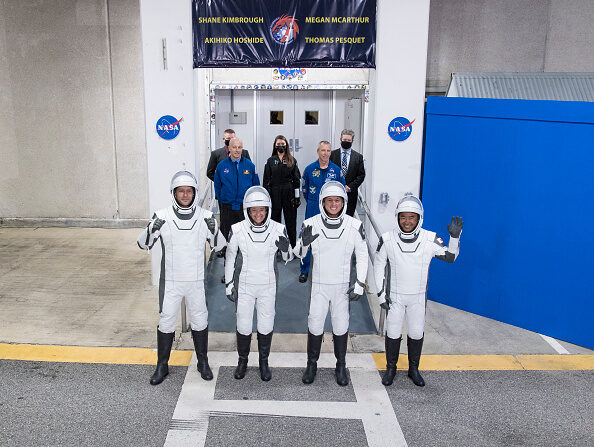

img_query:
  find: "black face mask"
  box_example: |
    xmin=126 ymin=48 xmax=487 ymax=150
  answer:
xmin=224 ymin=139 xmax=231 ymax=146
xmin=341 ymin=141 xmax=352 ymax=150
xmin=275 ymin=146 xmax=286 ymax=154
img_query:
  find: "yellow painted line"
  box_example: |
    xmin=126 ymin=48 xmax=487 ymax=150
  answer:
xmin=0 ymin=343 xmax=193 ymax=366
xmin=516 ymin=355 xmax=594 ymax=370
xmin=372 ymin=353 xmax=594 ymax=371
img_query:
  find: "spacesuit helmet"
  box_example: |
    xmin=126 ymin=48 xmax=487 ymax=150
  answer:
xmin=243 ymin=186 xmax=271 ymax=233
xmin=319 ymin=181 xmax=348 ymax=226
xmin=395 ymin=193 xmax=423 ymax=239
xmin=170 ymin=170 xmax=198 ymax=214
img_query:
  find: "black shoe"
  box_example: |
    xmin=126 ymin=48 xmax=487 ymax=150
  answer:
xmin=382 ymin=336 xmax=402 ymax=386
xmin=299 ymin=273 xmax=308 ymax=283
xmin=150 ymin=328 xmax=174 ymax=385
xmin=407 ymin=336 xmax=425 ymax=387
xmin=333 ymin=333 xmax=349 ymax=386
xmin=192 ymin=328 xmax=213 ymax=381
xmin=257 ymin=332 xmax=273 ymax=382
xmin=234 ymin=331 xmax=252 ymax=380
xmin=302 ymin=331 xmax=323 ymax=384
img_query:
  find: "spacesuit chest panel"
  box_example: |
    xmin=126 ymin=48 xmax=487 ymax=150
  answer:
xmin=160 ymin=207 xmax=206 ymax=282
xmin=310 ymin=217 xmax=354 ymax=284
xmin=237 ymin=222 xmax=278 ymax=285
xmin=387 ymin=229 xmax=434 ymax=294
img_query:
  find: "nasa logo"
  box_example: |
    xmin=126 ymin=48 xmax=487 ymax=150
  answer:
xmin=388 ymin=117 xmax=415 ymax=142
xmin=156 ymin=115 xmax=182 ymax=140
xmin=270 ymin=14 xmax=299 ymax=44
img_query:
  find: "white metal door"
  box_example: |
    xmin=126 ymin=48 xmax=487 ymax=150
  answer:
xmin=256 ymin=90 xmax=332 ymax=174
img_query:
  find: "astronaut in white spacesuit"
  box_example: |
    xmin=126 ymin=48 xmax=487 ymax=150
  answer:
xmin=225 ymin=186 xmax=292 ymax=381
xmin=293 ymin=181 xmax=368 ymax=386
xmin=374 ymin=193 xmax=463 ymax=387
xmin=137 ymin=171 xmax=225 ymax=385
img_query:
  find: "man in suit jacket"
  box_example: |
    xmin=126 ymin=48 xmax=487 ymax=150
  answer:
xmin=206 ymin=128 xmax=251 ymax=182
xmin=330 ymin=129 xmax=366 ymax=217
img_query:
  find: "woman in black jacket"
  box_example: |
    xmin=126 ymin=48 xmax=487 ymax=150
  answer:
xmin=263 ymin=135 xmax=301 ymax=247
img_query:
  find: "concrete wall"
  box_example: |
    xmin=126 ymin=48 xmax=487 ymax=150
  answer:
xmin=427 ymin=0 xmax=594 ymax=92
xmin=0 ymin=0 xmax=147 ymax=220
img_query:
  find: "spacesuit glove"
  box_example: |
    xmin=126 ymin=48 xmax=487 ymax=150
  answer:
xmin=225 ymin=283 xmax=237 ymax=303
xmin=151 ymin=218 xmax=165 ymax=233
xmin=275 ymin=235 xmax=290 ymax=253
xmin=447 ymin=216 xmax=464 ymax=238
xmin=204 ymin=216 xmax=216 ymax=235
xmin=300 ymin=225 xmax=319 ymax=246
xmin=292 ymin=197 xmax=301 ymax=208
xmin=347 ymin=282 xmax=365 ymax=301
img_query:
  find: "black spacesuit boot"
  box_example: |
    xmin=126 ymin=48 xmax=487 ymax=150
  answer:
xmin=382 ymin=336 xmax=401 ymax=386
xmin=150 ymin=328 xmax=175 ymax=385
xmin=234 ymin=331 xmax=252 ymax=379
xmin=407 ymin=336 xmax=425 ymax=387
xmin=257 ymin=331 xmax=273 ymax=382
xmin=302 ymin=331 xmax=323 ymax=384
xmin=192 ymin=327 xmax=213 ymax=381
xmin=333 ymin=333 xmax=349 ymax=386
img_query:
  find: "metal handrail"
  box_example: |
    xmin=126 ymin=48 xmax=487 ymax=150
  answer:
xmin=357 ymin=195 xmax=387 ymax=335
xmin=181 ymin=184 xmax=215 ymax=332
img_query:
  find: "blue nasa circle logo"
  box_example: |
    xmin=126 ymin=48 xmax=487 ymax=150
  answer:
xmin=270 ymin=14 xmax=299 ymax=44
xmin=388 ymin=117 xmax=415 ymax=142
xmin=156 ymin=115 xmax=182 ymax=140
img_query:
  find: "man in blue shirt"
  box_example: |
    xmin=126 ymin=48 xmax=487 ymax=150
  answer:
xmin=214 ymin=137 xmax=260 ymax=244
xmin=299 ymin=140 xmax=345 ymax=282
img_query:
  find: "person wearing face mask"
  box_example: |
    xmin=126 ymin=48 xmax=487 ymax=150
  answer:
xmin=206 ymin=129 xmax=251 ymax=182
xmin=262 ymin=135 xmax=301 ymax=248
xmin=330 ymin=129 xmax=366 ymax=217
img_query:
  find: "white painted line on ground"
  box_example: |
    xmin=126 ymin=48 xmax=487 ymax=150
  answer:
xmin=539 ymin=334 xmax=570 ymax=354
xmin=164 ymin=352 xmax=407 ymax=447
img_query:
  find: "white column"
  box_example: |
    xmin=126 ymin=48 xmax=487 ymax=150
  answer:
xmin=368 ymin=0 xmax=431 ymax=235
xmin=140 ymin=0 xmax=195 ymax=283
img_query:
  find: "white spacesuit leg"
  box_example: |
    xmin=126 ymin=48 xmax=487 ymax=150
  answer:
xmin=184 ymin=280 xmax=208 ymax=332
xmin=329 ymin=283 xmax=349 ymax=336
xmin=255 ymin=284 xmax=276 ymax=335
xmin=405 ymin=293 xmax=426 ymax=340
xmin=385 ymin=293 xmax=407 ymax=340
xmin=159 ymin=281 xmax=183 ymax=333
xmin=236 ymin=283 xmax=256 ymax=336
xmin=308 ymin=283 xmax=330 ymax=336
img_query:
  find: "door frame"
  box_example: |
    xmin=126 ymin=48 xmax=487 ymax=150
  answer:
xmin=209 ymin=83 xmax=370 ymax=173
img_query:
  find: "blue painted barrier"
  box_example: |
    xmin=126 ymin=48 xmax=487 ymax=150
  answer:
xmin=422 ymin=97 xmax=594 ymax=349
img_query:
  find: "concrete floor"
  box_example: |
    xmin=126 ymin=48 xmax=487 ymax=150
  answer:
xmin=1 ymin=227 xmax=593 ymax=447
xmin=0 ymin=227 xmax=591 ymax=355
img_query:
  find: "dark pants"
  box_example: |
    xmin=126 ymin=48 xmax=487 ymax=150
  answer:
xmin=220 ymin=202 xmax=244 ymax=241
xmin=346 ymin=191 xmax=358 ymax=217
xmin=270 ymin=185 xmax=297 ymax=247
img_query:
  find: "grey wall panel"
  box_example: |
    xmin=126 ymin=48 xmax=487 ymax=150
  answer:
xmin=108 ymin=0 xmax=148 ymax=219
xmin=545 ymin=0 xmax=594 ymax=72
xmin=427 ymin=0 xmax=550 ymax=91
xmin=0 ymin=0 xmax=117 ymax=218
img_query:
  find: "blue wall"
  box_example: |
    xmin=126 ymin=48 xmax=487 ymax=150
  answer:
xmin=422 ymin=97 xmax=594 ymax=349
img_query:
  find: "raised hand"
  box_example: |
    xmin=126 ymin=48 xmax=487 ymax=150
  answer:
xmin=300 ymin=225 xmax=319 ymax=246
xmin=447 ymin=216 xmax=464 ymax=238
xmin=275 ymin=235 xmax=290 ymax=253
xmin=151 ymin=218 xmax=165 ymax=233
xmin=204 ymin=216 xmax=216 ymax=235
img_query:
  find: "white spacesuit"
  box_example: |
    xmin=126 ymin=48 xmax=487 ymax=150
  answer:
xmin=225 ymin=186 xmax=292 ymax=381
xmin=137 ymin=170 xmax=225 ymax=385
xmin=374 ymin=193 xmax=463 ymax=387
xmin=293 ymin=181 xmax=368 ymax=386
